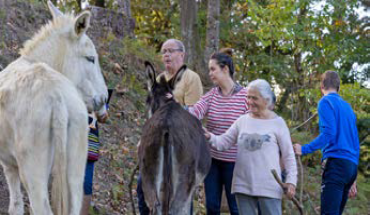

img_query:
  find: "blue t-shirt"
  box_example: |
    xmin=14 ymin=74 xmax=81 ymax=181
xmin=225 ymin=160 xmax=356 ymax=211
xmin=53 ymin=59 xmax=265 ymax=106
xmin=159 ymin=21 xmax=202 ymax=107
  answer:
xmin=302 ymin=93 xmax=360 ymax=165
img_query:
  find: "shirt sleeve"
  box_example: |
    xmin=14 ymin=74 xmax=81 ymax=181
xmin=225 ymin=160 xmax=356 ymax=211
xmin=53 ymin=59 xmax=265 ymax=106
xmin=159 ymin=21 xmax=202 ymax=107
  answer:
xmin=188 ymin=89 xmax=214 ymax=120
xmin=276 ymin=119 xmax=298 ymax=186
xmin=302 ymin=99 xmax=336 ymax=155
xmin=184 ymin=71 xmax=203 ymax=106
xmin=209 ymin=118 xmax=240 ymax=151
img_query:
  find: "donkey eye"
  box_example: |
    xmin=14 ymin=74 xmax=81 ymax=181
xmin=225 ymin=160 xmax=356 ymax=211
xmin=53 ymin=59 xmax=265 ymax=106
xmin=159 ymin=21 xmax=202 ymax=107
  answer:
xmin=85 ymin=56 xmax=95 ymax=64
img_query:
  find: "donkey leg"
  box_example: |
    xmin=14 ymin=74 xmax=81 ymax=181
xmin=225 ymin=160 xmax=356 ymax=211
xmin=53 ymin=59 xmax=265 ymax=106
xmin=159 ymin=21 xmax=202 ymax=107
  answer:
xmin=171 ymin=187 xmax=193 ymax=215
xmin=17 ymin=148 xmax=53 ymax=215
xmin=170 ymin=169 xmax=196 ymax=215
xmin=66 ymin=123 xmax=88 ymax=215
xmin=23 ymin=180 xmax=52 ymax=215
xmin=2 ymin=164 xmax=24 ymax=215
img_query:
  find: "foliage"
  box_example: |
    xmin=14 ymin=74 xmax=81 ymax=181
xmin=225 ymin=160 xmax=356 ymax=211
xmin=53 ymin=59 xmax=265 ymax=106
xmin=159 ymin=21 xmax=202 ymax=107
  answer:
xmin=210 ymin=0 xmax=369 ymax=125
xmin=130 ymin=0 xmax=179 ymax=51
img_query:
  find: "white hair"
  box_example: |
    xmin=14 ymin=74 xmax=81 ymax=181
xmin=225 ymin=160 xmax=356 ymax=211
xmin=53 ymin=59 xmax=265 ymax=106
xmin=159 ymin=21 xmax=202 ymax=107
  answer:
xmin=163 ymin=39 xmax=186 ymax=53
xmin=247 ymin=79 xmax=273 ymax=106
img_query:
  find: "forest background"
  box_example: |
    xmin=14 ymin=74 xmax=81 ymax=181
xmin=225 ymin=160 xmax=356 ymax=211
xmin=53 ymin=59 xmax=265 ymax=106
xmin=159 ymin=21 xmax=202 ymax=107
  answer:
xmin=0 ymin=0 xmax=369 ymax=214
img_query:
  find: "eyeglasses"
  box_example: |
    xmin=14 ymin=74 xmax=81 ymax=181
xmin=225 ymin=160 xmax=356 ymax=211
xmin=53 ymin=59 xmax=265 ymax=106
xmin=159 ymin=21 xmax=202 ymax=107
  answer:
xmin=160 ymin=48 xmax=183 ymax=55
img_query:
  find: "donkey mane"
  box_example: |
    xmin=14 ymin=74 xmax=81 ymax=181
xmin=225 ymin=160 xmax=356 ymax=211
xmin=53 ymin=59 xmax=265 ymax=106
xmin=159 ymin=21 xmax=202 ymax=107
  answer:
xmin=20 ymin=13 xmax=75 ymax=56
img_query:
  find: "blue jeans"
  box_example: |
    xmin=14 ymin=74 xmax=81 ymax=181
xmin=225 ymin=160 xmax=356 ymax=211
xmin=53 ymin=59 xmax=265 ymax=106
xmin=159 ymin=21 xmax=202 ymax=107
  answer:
xmin=83 ymin=161 xmax=95 ymax=195
xmin=321 ymin=158 xmax=357 ymax=215
xmin=204 ymin=158 xmax=239 ymax=215
xmin=137 ymin=174 xmax=193 ymax=214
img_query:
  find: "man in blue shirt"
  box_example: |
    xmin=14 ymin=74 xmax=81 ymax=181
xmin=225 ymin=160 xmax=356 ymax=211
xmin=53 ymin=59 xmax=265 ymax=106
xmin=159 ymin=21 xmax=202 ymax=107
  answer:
xmin=293 ymin=71 xmax=360 ymax=215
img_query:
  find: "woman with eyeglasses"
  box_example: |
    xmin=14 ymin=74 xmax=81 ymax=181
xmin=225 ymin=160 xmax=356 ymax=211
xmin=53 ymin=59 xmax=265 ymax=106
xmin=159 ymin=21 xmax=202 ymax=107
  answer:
xmin=189 ymin=48 xmax=247 ymax=215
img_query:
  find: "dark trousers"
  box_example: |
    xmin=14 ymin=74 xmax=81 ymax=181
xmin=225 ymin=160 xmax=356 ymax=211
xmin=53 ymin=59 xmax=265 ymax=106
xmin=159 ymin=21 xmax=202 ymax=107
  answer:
xmin=204 ymin=158 xmax=239 ymax=215
xmin=83 ymin=160 xmax=95 ymax=195
xmin=137 ymin=174 xmax=193 ymax=215
xmin=137 ymin=175 xmax=150 ymax=215
xmin=321 ymin=158 xmax=357 ymax=215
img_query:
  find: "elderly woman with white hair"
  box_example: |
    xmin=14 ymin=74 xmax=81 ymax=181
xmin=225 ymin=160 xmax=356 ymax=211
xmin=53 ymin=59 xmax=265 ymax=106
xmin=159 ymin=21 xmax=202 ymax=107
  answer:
xmin=205 ymin=79 xmax=297 ymax=215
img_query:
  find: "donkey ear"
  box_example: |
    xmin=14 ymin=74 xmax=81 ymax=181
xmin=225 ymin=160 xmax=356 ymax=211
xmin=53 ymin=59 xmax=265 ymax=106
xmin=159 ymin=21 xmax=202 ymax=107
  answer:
xmin=145 ymin=61 xmax=156 ymax=89
xmin=74 ymin=11 xmax=91 ymax=38
xmin=48 ymin=1 xmax=63 ymax=19
xmin=169 ymin=65 xmax=187 ymax=90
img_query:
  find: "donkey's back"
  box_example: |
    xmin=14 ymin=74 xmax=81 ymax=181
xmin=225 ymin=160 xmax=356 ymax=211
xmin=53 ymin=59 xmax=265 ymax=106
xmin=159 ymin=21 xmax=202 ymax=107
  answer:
xmin=0 ymin=60 xmax=88 ymax=215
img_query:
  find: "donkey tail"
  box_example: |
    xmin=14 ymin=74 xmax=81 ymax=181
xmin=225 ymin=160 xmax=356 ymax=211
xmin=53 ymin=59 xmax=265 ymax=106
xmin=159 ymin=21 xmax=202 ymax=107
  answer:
xmin=50 ymin=97 xmax=69 ymax=215
xmin=162 ymin=129 xmax=172 ymax=215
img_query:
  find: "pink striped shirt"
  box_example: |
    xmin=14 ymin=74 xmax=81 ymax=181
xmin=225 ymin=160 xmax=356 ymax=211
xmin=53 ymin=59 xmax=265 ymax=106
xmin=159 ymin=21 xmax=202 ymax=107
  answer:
xmin=189 ymin=85 xmax=248 ymax=162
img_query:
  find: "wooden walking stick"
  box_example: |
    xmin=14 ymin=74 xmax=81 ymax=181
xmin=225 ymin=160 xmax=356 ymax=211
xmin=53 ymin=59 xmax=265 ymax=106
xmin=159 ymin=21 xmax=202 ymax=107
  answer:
xmin=129 ymin=163 xmax=139 ymax=215
xmin=271 ymin=169 xmax=303 ymax=215
xmin=297 ymin=155 xmax=304 ymax=205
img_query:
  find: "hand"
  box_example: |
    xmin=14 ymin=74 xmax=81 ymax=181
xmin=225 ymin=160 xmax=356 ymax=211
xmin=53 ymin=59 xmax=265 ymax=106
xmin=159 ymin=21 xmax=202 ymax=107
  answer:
xmin=284 ymin=183 xmax=296 ymax=200
xmin=166 ymin=93 xmax=174 ymax=100
xmin=203 ymin=127 xmax=211 ymax=140
xmin=137 ymin=140 xmax=141 ymax=153
xmin=293 ymin=144 xmax=302 ymax=155
xmin=97 ymin=112 xmax=109 ymax=123
xmin=348 ymin=181 xmax=357 ymax=198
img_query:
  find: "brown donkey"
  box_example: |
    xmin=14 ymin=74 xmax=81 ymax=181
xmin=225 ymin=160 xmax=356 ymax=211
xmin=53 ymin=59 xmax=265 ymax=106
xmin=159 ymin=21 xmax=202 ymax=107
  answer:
xmin=138 ymin=62 xmax=211 ymax=215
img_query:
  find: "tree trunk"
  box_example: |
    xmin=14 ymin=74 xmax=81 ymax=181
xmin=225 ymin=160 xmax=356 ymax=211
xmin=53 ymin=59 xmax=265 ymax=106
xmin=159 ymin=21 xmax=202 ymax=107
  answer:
xmin=180 ymin=0 xmax=211 ymax=88
xmin=179 ymin=0 xmax=199 ymax=68
xmin=294 ymin=52 xmax=306 ymax=121
xmin=116 ymin=0 xmax=133 ymax=37
xmin=76 ymin=0 xmax=82 ymax=11
xmin=94 ymin=0 xmax=105 ymax=7
xmin=204 ymin=0 xmax=220 ymax=66
xmin=294 ymin=4 xmax=308 ymax=124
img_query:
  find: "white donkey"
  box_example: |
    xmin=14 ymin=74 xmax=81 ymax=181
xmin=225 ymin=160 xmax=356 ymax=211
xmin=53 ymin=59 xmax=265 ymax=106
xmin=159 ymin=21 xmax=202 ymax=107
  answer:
xmin=0 ymin=2 xmax=107 ymax=215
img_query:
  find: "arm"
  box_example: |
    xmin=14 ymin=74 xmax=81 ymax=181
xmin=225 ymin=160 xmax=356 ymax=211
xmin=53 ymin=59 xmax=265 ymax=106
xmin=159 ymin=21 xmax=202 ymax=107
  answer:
xmin=277 ymin=119 xmax=298 ymax=186
xmin=188 ymin=89 xmax=214 ymax=120
xmin=302 ymin=99 xmax=336 ymax=155
xmin=208 ymin=118 xmax=239 ymax=151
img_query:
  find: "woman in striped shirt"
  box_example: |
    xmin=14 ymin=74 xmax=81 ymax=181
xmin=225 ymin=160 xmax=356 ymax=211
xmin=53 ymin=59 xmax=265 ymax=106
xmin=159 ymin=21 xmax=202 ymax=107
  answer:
xmin=189 ymin=48 xmax=248 ymax=215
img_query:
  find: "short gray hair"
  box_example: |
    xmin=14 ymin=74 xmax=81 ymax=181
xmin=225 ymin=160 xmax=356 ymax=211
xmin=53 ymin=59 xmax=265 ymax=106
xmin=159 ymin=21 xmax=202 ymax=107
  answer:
xmin=163 ymin=39 xmax=186 ymax=53
xmin=247 ymin=79 xmax=273 ymax=106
